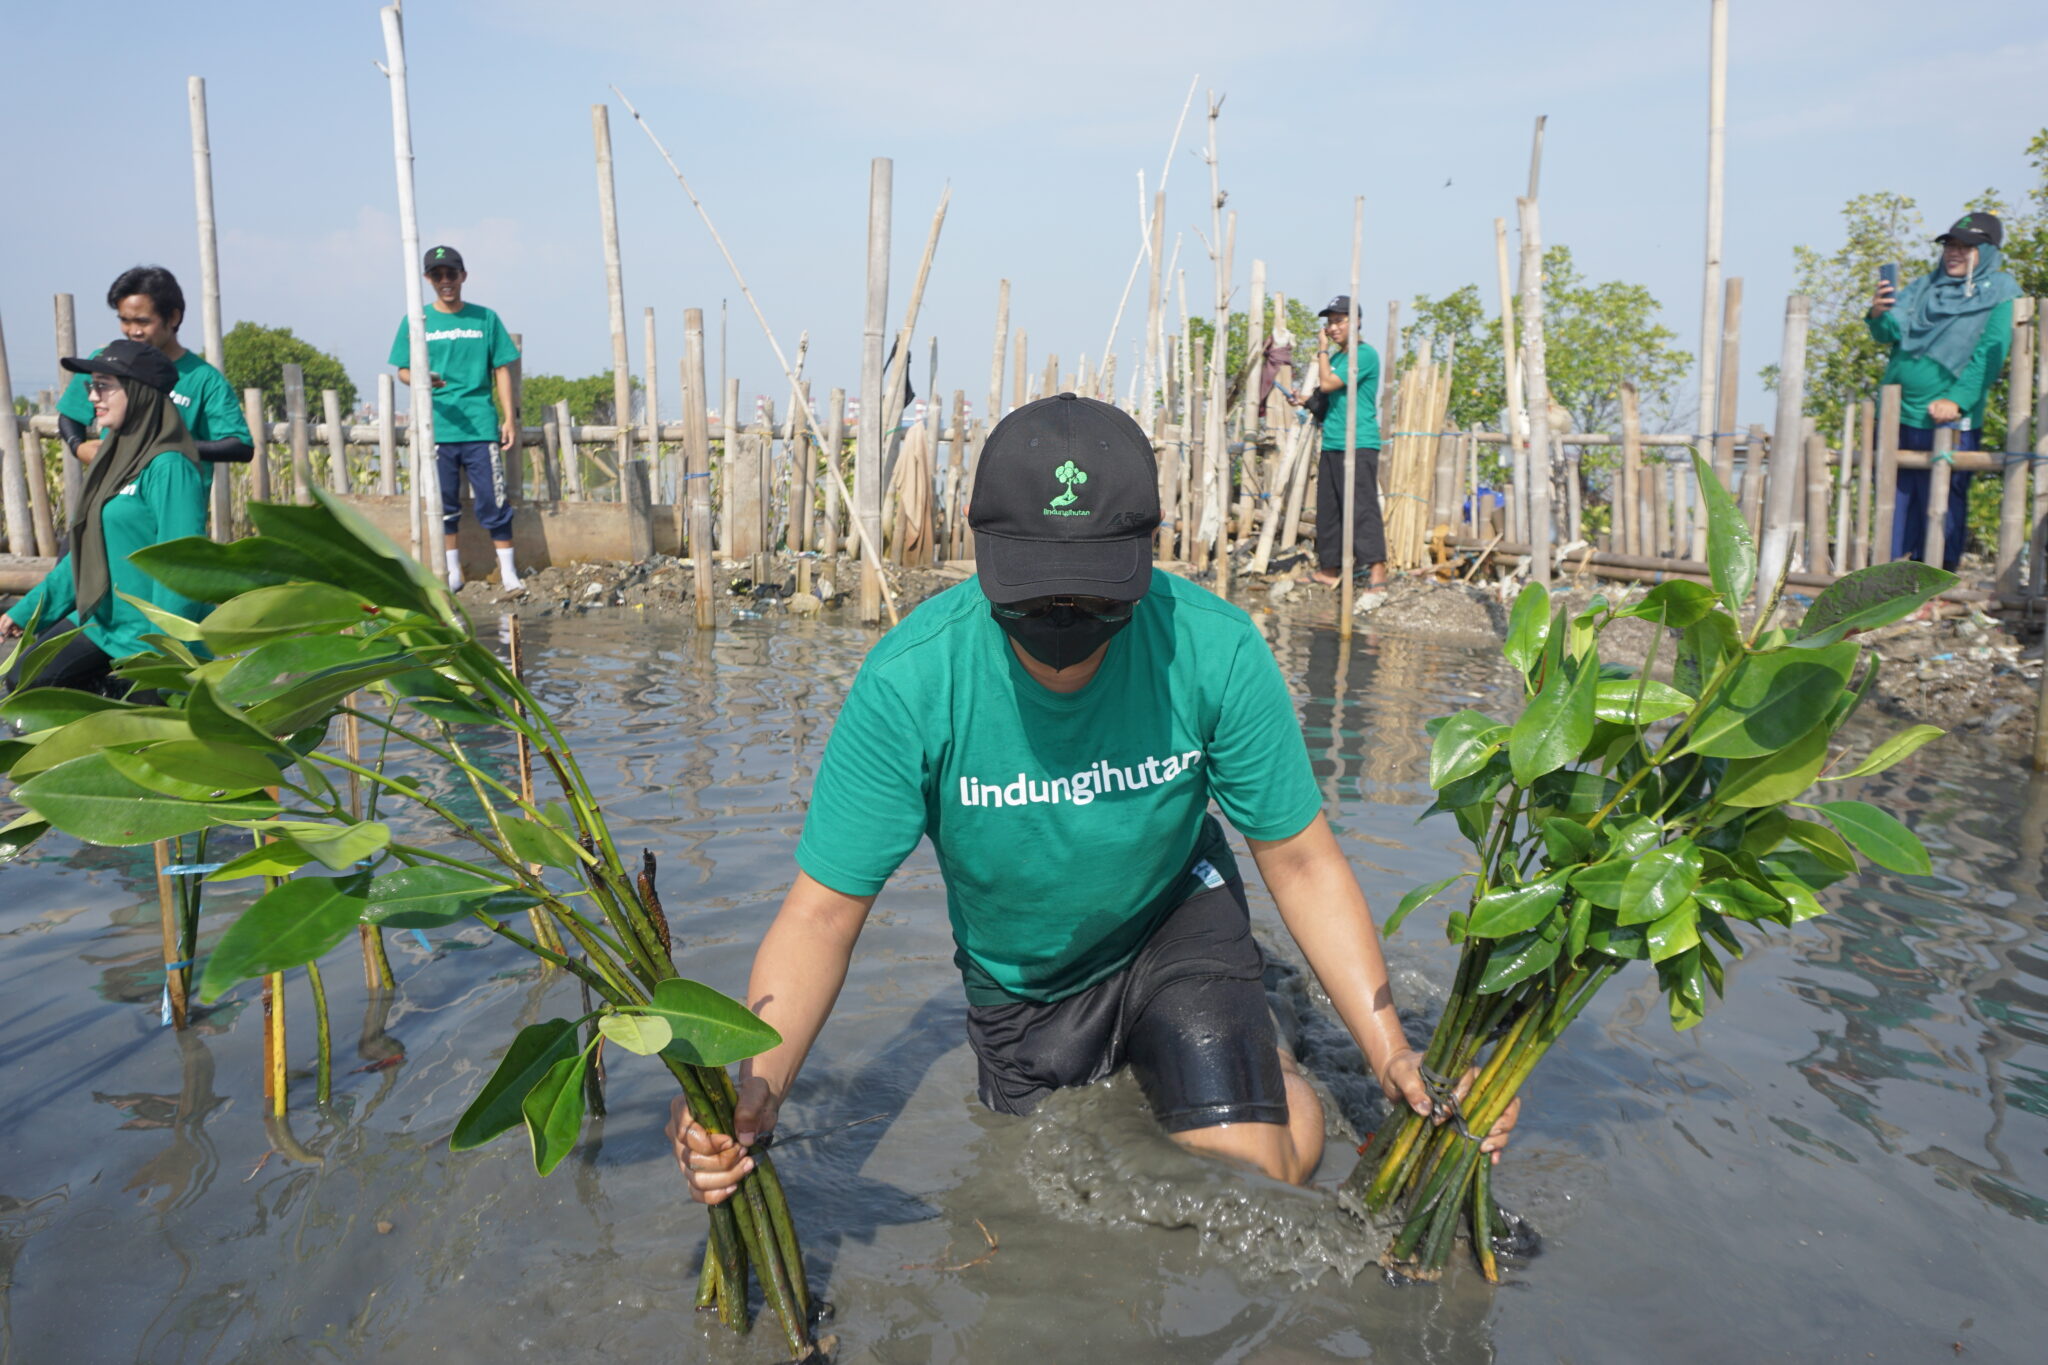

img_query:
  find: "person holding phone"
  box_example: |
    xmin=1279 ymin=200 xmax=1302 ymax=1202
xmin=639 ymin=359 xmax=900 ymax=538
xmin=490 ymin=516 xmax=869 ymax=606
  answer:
xmin=1284 ymin=296 xmax=1386 ymax=590
xmin=1866 ymin=212 xmax=2018 ymax=569
xmin=389 ymin=245 xmax=524 ymax=592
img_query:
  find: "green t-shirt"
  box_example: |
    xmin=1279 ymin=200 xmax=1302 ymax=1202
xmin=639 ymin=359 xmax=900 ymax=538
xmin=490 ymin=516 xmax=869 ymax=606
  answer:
xmin=795 ymin=570 xmax=1324 ymax=1005
xmin=58 ymin=348 xmax=250 ymax=446
xmin=1865 ymin=302 xmax=2013 ymax=430
xmin=1321 ymin=345 xmax=1382 ymax=451
xmin=388 ymin=302 xmax=519 ymax=443
xmin=6 ymin=450 xmax=214 ymax=660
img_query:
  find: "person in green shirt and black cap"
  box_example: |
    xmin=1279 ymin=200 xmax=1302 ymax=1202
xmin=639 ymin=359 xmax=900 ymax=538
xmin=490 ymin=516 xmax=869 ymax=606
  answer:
xmin=667 ymin=393 xmax=1516 ymax=1208
xmin=55 ymin=264 xmax=252 ymax=468
xmin=1865 ymin=210 xmax=2018 ymax=569
xmin=4 ymin=339 xmax=214 ymax=696
xmin=1288 ymin=295 xmax=1386 ymax=589
xmin=389 ymin=245 xmax=524 ymax=592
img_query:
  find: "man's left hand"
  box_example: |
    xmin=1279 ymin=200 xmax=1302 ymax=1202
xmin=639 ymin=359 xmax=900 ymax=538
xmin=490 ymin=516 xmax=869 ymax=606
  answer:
xmin=500 ymin=420 xmax=519 ymax=451
xmin=1380 ymin=1048 xmax=1521 ymax=1163
xmin=1927 ymin=399 xmax=1962 ymax=424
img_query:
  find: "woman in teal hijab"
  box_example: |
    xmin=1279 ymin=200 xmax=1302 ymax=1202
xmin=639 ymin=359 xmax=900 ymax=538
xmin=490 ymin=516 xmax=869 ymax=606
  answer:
xmin=1865 ymin=211 xmax=2019 ymax=569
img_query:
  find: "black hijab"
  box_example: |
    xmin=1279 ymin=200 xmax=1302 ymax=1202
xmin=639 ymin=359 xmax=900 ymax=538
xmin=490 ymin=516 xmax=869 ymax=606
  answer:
xmin=71 ymin=376 xmax=200 ymax=617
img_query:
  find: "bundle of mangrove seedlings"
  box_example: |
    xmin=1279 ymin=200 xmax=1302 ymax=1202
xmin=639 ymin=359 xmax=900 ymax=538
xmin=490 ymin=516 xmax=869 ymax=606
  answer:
xmin=1341 ymin=456 xmax=1951 ymax=1283
xmin=0 ymin=489 xmax=816 ymax=1358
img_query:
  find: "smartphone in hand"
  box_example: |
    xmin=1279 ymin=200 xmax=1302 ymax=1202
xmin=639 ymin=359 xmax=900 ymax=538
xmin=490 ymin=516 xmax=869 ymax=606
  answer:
xmin=1877 ymin=263 xmax=1898 ymax=291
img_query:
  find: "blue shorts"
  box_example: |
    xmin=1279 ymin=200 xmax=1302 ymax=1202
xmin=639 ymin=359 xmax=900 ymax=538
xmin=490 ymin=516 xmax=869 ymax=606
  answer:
xmin=437 ymin=441 xmax=513 ymax=538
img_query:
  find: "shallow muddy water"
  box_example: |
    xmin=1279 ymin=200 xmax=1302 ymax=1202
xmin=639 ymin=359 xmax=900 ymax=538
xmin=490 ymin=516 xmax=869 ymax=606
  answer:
xmin=2 ymin=605 xmax=2043 ymax=1363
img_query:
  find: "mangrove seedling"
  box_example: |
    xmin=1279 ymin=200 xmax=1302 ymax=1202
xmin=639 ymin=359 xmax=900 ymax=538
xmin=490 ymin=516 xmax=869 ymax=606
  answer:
xmin=1341 ymin=455 xmax=1951 ymax=1283
xmin=0 ymin=488 xmax=817 ymax=1357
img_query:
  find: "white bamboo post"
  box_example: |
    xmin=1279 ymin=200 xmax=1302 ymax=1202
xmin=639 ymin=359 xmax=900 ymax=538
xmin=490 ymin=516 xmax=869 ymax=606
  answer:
xmin=1244 ymin=257 xmax=1266 ymax=436
xmin=1805 ymin=426 xmax=1832 ymax=575
xmin=1851 ymin=398 xmax=1875 ymax=571
xmin=323 ymin=389 xmax=349 ymax=494
xmin=187 ymin=77 xmax=230 ymax=540
xmin=1493 ymin=218 xmax=1528 ymax=544
xmin=1381 ymin=299 xmax=1399 ymax=429
xmin=284 ymin=363 xmax=313 ymax=503
xmin=558 ymin=399 xmax=583 ymax=500
xmin=684 ymin=307 xmax=715 ymax=628
xmin=381 ymin=5 xmax=436 ymax=563
xmin=1144 ymin=192 xmax=1165 ymax=436
xmin=1832 ymin=404 xmax=1854 ymax=573
xmin=822 ymin=388 xmax=846 ymax=558
xmin=377 ymin=373 xmax=397 ymax=495
xmin=1871 ymin=392 xmax=1902 ymax=563
xmin=592 ymin=104 xmax=633 ymax=486
xmin=944 ymin=389 xmax=966 ymax=559
xmin=53 ymin=293 xmax=81 ymax=526
xmin=1517 ymin=197 xmax=1555 ymax=585
xmin=1713 ymin=277 xmax=1744 ymax=490
xmin=1995 ymin=298 xmax=2035 ymax=595
xmin=987 ymin=279 xmax=1009 ymax=423
xmin=0 ymin=311 xmax=32 ymax=557
xmin=1620 ymin=382 xmax=1643 ymax=556
xmin=881 ymin=187 xmax=951 ymax=455
xmin=1692 ymin=0 xmax=1728 ymax=561
xmin=244 ymin=389 xmax=270 ymax=506
xmin=720 ymin=377 xmax=739 ymax=553
xmin=1012 ymin=330 xmax=1028 ymax=419
xmin=1341 ymin=197 xmax=1363 ymax=633
xmin=858 ymin=158 xmax=891 ymax=624
xmin=1924 ymin=424 xmax=1955 ymax=573
xmin=1758 ymin=295 xmax=1813 ymax=599
xmin=643 ymin=306 xmax=663 ymax=494
xmin=792 ymin=379 xmax=814 ymax=554
xmin=2033 ymin=300 xmax=2048 ymax=595
xmin=1208 ymin=200 xmax=1233 ymax=594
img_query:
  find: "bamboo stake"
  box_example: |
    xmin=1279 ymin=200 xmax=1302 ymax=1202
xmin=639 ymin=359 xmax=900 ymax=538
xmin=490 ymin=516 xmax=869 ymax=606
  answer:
xmin=0 ymin=310 xmax=34 ymax=557
xmin=792 ymin=379 xmax=814 ymax=555
xmin=1200 ymin=94 xmax=1229 ymax=584
xmin=154 ymin=841 xmax=188 ymax=1030
xmin=643 ymin=307 xmax=663 ymax=491
xmin=1620 ymin=383 xmax=1643 ymax=557
xmin=1995 ymin=298 xmax=2035 ymax=595
xmin=1805 ymin=428 xmax=1832 ymax=574
xmin=1833 ymin=404 xmax=1854 ymax=571
xmin=53 ymin=294 xmax=81 ymax=527
xmin=265 ymin=971 xmax=287 ymax=1116
xmin=986 ymin=279 xmax=1009 ymax=422
xmin=881 ymin=185 xmax=953 ymax=446
xmin=1100 ymin=76 xmax=1199 ymax=384
xmin=1714 ymin=277 xmax=1744 ymax=492
xmin=1758 ymin=295 xmax=1812 ymax=597
xmin=380 ymin=5 xmax=438 ymax=565
xmin=593 ymin=105 xmax=634 ymax=482
xmin=323 ymin=389 xmax=349 ymax=494
xmin=1852 ymin=398 xmax=1875 ymax=571
xmin=1517 ymin=198 xmax=1554 ymax=585
xmin=245 ymin=389 xmax=270 ymax=505
xmin=684 ymin=308 xmax=716 ymax=629
xmin=944 ymin=389 xmax=967 ymax=559
xmin=822 ymin=388 xmax=846 ymax=559
xmin=1144 ymin=193 xmax=1165 ymax=436
xmin=1693 ymin=0 xmax=1728 ymax=560
xmin=2033 ymin=300 xmax=2048 ymax=595
xmin=284 ymin=364 xmax=313 ymax=503
xmin=1341 ymin=198 xmax=1363 ymax=632
xmin=1013 ymin=330 xmax=1028 ymax=418
xmin=188 ymin=77 xmax=231 ymax=539
xmin=1924 ymin=424 xmax=1954 ymax=572
xmin=557 ymin=399 xmax=583 ymax=500
xmin=1493 ymin=219 xmax=1528 ymax=545
xmin=377 ymin=373 xmax=398 ymax=496
xmin=1739 ymin=422 xmax=1766 ymax=539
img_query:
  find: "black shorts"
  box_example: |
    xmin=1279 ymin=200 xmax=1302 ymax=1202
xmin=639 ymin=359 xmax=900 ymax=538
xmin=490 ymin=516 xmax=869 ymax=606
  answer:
xmin=964 ymin=875 xmax=1289 ymax=1133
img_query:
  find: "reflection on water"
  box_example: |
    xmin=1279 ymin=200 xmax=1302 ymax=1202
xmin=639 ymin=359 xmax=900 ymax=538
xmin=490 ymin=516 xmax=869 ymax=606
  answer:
xmin=0 ymin=605 xmax=2043 ymax=1362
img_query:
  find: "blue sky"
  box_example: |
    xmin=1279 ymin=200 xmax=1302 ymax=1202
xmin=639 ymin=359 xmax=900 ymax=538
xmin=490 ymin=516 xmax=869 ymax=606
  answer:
xmin=5 ymin=0 xmax=2044 ymax=431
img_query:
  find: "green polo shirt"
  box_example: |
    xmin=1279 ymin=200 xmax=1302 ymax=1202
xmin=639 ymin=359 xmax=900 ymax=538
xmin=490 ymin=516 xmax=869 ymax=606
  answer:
xmin=1321 ymin=345 xmax=1382 ymax=450
xmin=58 ymin=348 xmax=249 ymax=446
xmin=388 ymin=302 xmax=519 ymax=443
xmin=1865 ymin=302 xmax=2014 ymax=430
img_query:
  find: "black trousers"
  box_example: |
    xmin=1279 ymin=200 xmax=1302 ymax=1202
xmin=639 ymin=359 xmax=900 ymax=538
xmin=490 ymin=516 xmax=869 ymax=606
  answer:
xmin=4 ymin=620 xmax=116 ymax=696
xmin=1316 ymin=446 xmax=1385 ymax=572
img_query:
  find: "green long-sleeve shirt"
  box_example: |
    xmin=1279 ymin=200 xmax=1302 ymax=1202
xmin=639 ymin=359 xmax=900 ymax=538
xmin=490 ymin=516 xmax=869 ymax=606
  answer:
xmin=1865 ymin=300 xmax=2013 ymax=430
xmin=6 ymin=450 xmax=214 ymax=660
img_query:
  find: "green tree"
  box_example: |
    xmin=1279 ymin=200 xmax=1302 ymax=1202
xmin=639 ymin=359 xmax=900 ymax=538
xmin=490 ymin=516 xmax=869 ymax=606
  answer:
xmin=521 ymin=372 xmax=639 ymax=428
xmin=1400 ymin=283 xmax=1503 ymax=432
xmin=223 ymin=321 xmax=357 ymax=422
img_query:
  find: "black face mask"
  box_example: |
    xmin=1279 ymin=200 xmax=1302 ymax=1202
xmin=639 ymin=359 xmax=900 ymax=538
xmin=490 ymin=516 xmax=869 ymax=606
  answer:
xmin=992 ymin=599 xmax=1133 ymax=671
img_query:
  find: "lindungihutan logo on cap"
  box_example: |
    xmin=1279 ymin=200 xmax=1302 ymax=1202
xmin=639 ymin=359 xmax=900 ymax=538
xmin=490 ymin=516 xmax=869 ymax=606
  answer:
xmin=1046 ymin=459 xmax=1090 ymax=515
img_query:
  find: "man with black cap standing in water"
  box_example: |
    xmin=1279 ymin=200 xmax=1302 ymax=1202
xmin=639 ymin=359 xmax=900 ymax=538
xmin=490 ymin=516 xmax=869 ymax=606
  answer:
xmin=1291 ymin=295 xmax=1386 ymax=590
xmin=669 ymin=393 xmax=1515 ymax=1201
xmin=389 ymin=245 xmax=524 ymax=592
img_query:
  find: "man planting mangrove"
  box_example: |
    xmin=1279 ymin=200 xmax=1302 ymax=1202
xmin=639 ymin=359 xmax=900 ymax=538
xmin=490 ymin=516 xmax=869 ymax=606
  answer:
xmin=669 ymin=393 xmax=1514 ymax=1200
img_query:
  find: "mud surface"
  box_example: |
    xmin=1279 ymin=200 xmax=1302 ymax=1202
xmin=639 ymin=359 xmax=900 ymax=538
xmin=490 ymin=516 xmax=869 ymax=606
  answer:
xmin=2 ymin=611 xmax=2044 ymax=1361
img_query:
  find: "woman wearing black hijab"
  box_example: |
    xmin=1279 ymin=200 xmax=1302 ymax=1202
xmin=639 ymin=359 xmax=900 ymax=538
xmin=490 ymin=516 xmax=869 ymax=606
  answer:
xmin=2 ymin=340 xmax=213 ymax=696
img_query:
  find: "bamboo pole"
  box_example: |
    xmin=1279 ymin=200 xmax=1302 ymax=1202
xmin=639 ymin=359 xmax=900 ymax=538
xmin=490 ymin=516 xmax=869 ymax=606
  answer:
xmin=1381 ymin=300 xmax=1399 ymax=430
xmin=0 ymin=311 xmax=33 ymax=557
xmin=53 ymin=294 xmax=81 ymax=527
xmin=1244 ymin=258 xmax=1267 ymax=437
xmin=381 ymin=5 xmax=437 ymax=565
xmin=1493 ymin=219 xmax=1528 ymax=544
xmin=684 ymin=308 xmax=715 ymax=629
xmin=1757 ymin=295 xmax=1812 ymax=598
xmin=1013 ymin=329 xmax=1028 ymax=418
xmin=1517 ymin=198 xmax=1554 ymax=585
xmin=245 ymin=389 xmax=270 ymax=505
xmin=1619 ymin=383 xmax=1643 ymax=557
xmin=643 ymin=307 xmax=663 ymax=492
xmin=323 ymin=389 xmax=349 ymax=494
xmin=858 ymin=158 xmax=891 ymax=624
xmin=1144 ymin=193 xmax=1165 ymax=436
xmin=1871 ymin=393 xmax=1905 ymax=565
xmin=2033 ymin=300 xmax=2048 ymax=595
xmin=1341 ymin=197 xmax=1363 ymax=632
xmin=1693 ymin=0 xmax=1728 ymax=560
xmin=377 ymin=372 xmax=397 ymax=495
xmin=943 ymin=389 xmax=966 ymax=559
xmin=1714 ymin=277 xmax=1743 ymax=492
xmin=986 ymin=279 xmax=1009 ymax=423
xmin=1805 ymin=427 xmax=1832 ymax=575
xmin=880 ymin=186 xmax=953 ymax=447
xmin=1851 ymin=398 xmax=1875 ymax=570
xmin=188 ymin=76 xmax=231 ymax=540
xmin=1207 ymin=191 xmax=1233 ymax=594
xmin=593 ymin=105 xmax=634 ymax=483
xmin=284 ymin=363 xmax=314 ymax=503
xmin=557 ymin=399 xmax=583 ymax=500
xmin=1996 ymin=298 xmax=2035 ymax=595
xmin=822 ymin=388 xmax=846 ymax=559
xmin=792 ymin=380 xmax=813 ymax=554
xmin=1832 ymin=405 xmax=1854 ymax=572
xmin=1924 ymin=424 xmax=1954 ymax=572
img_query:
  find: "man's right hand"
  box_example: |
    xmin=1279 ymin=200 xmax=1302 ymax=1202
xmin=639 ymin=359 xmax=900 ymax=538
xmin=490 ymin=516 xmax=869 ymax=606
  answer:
xmin=667 ymin=1074 xmax=780 ymax=1206
xmin=1870 ymin=278 xmax=1896 ymax=316
xmin=75 ymin=438 xmax=101 ymax=465
xmin=0 ymin=616 xmax=22 ymax=641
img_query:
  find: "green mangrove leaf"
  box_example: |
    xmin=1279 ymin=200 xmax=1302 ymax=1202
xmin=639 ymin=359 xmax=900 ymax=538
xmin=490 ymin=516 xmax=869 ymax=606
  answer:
xmin=187 ymin=680 xmax=290 ymax=751
xmin=1681 ymin=642 xmax=1859 ymax=758
xmin=112 ymin=589 xmax=206 ymax=642
xmin=1451 ymin=802 xmax=1491 ymax=848
xmin=1382 ymin=872 xmax=1470 ymax=938
xmin=1831 ymin=724 xmax=1944 ymax=780
xmin=1 ymin=812 xmax=50 ymax=863
xmin=1661 ymin=946 xmax=1706 ymax=1030
xmin=308 ymin=485 xmax=457 ymax=621
xmin=522 ymin=1052 xmax=589 ymax=1177
xmin=1767 ymin=877 xmax=1829 ymax=922
xmin=1466 ymin=873 xmax=1570 ymax=939
xmin=1716 ymin=719 xmax=1831 ymax=808
xmin=1570 ymin=860 xmax=1630 ymax=910
xmin=137 ymin=633 xmax=202 ymax=667
xmin=1700 ymin=938 xmax=1728 ymax=996
xmin=382 ymin=666 xmax=499 ymax=726
xmin=1530 ymin=769 xmax=1620 ymax=818
xmin=1586 ymin=908 xmax=1649 ymax=961
xmin=648 ymin=978 xmax=784 ymax=1066
xmin=206 ymin=842 xmax=316 ymax=882
xmin=222 ymin=634 xmax=411 ymax=706
xmin=1608 ymin=816 xmax=1663 ymax=859
xmin=1738 ymin=809 xmax=1791 ymax=859
xmin=364 ymin=864 xmax=535 ymax=928
xmin=1616 ymin=579 xmax=1720 ymax=628
xmin=250 ymin=497 xmax=445 ymax=618
xmin=130 ymin=535 xmax=340 ymax=603
xmin=13 ymin=626 xmax=83 ymax=691
xmin=9 ymin=707 xmax=192 ymax=781
xmin=1538 ymin=816 xmax=1599 ymax=866
xmin=201 ymin=583 xmax=380 ymax=655
xmin=1692 ymin=452 xmax=1756 ymax=614
xmin=1646 ymin=898 xmax=1701 ymax=962
xmin=0 ymin=598 xmax=46 ymax=680
xmin=1428 ymin=710 xmax=1508 ymax=790
xmin=104 ymin=748 xmax=255 ymax=803
xmin=1792 ymin=561 xmax=1957 ymax=648
xmin=451 ymin=1018 xmax=580 ymax=1151
xmin=127 ymin=739 xmax=281 ymax=795
xmin=196 ymin=872 xmax=371 ymax=1003
xmin=1780 ymin=818 xmax=1856 ymax=875
xmin=264 ymin=819 xmax=390 ymax=871
xmin=16 ymin=752 xmax=279 ymax=845
xmin=1503 ymin=582 xmax=1551 ymax=682
xmin=0 ymin=687 xmax=137 ymax=733
xmin=1565 ymin=895 xmax=1593 ymax=964
xmin=1431 ymin=752 xmax=1512 ymax=813
xmin=1695 ymin=877 xmax=1787 ymax=923
xmin=1478 ymin=923 xmax=1562 ymax=994
xmin=1618 ymin=838 xmax=1702 ymax=926
xmin=1593 ymin=677 xmax=1694 ymax=725
xmin=1510 ymin=651 xmax=1599 ymax=786
xmin=500 ymin=816 xmax=585 ymax=871
xmin=598 ymin=1012 xmax=674 ymax=1056
xmin=1810 ymin=799 xmax=1931 ymax=875
xmin=248 ymin=654 xmax=418 ymax=737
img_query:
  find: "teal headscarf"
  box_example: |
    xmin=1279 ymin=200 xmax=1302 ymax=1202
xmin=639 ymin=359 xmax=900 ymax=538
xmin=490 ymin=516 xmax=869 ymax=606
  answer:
xmin=1889 ymin=241 xmax=2021 ymax=379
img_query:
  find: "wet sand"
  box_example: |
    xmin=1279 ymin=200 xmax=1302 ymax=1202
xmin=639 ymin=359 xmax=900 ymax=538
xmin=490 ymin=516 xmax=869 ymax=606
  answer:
xmin=1 ymin=610 xmax=2043 ymax=1362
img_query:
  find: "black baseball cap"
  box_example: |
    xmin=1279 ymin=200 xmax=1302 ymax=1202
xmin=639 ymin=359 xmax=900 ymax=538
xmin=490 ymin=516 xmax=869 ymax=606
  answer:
xmin=61 ymin=338 xmax=176 ymax=394
xmin=1936 ymin=213 xmax=2002 ymax=249
xmin=969 ymin=393 xmax=1160 ymax=604
xmin=1317 ymin=294 xmax=1354 ymax=319
xmin=423 ymin=245 xmax=465 ymax=272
